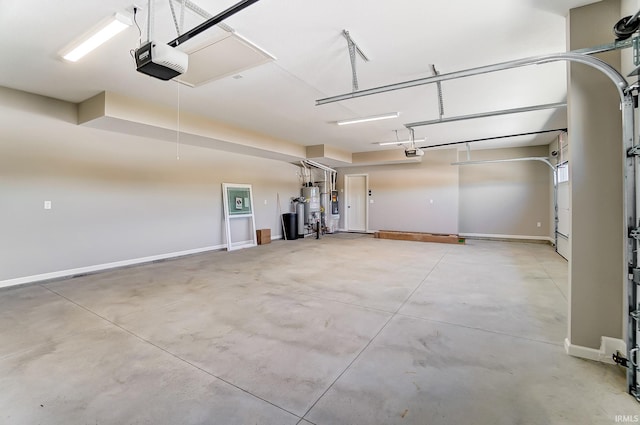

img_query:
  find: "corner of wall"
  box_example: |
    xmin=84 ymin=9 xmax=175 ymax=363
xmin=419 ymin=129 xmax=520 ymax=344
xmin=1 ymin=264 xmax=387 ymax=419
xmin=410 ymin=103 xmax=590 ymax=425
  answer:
xmin=564 ymin=336 xmax=626 ymax=365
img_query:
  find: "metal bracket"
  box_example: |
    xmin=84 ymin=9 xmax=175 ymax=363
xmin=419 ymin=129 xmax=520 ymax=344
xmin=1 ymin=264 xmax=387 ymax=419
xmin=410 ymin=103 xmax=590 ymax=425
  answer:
xmin=625 ymin=83 xmax=640 ymax=105
xmin=623 ymin=83 xmax=640 ymax=111
xmin=614 ymin=350 xmax=630 ymax=368
xmin=627 ymin=80 xmax=640 ymax=93
xmin=632 ymin=310 xmax=640 ymax=322
xmin=430 ymin=64 xmax=445 ymax=120
xmin=630 ymin=346 xmax=640 ymax=370
xmin=629 ymin=228 xmax=640 ymax=240
xmin=342 ymin=30 xmax=371 ymax=93
xmin=629 ymin=145 xmax=640 ymax=157
xmin=341 ymin=30 xmax=370 ymax=62
xmin=633 ymin=386 xmax=640 ymax=402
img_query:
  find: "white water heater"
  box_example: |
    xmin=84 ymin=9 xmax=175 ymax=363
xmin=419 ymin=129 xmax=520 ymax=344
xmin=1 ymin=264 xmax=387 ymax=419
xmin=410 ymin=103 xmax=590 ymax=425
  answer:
xmin=302 ymin=186 xmax=320 ymax=224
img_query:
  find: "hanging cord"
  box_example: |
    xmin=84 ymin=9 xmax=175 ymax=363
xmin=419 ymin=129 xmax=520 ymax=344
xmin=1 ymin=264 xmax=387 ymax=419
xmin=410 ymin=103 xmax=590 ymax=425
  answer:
xmin=344 ymin=30 xmax=359 ymax=92
xmin=133 ymin=7 xmax=142 ymax=47
xmin=129 ymin=7 xmax=144 ymax=59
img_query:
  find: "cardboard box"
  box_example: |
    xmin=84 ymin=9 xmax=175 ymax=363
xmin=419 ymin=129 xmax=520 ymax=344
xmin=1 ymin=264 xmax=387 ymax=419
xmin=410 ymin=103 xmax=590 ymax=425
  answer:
xmin=256 ymin=228 xmax=271 ymax=245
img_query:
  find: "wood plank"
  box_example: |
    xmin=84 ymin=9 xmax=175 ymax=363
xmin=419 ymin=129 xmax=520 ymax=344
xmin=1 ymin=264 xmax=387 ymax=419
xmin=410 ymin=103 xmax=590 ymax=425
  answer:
xmin=374 ymin=230 xmax=465 ymax=245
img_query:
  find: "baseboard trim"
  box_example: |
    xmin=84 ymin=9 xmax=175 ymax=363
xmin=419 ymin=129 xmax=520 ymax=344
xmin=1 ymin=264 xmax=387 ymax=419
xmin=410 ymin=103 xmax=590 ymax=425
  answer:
xmin=0 ymin=244 xmax=226 ymax=289
xmin=564 ymin=337 xmax=626 ymax=365
xmin=564 ymin=338 xmax=601 ymax=362
xmin=460 ymin=233 xmax=554 ymax=244
xmin=336 ymin=228 xmax=373 ymax=234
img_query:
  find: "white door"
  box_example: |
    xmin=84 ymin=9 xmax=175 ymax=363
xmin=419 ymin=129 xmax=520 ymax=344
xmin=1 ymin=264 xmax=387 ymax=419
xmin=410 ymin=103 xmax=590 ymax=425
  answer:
xmin=346 ymin=175 xmax=367 ymax=232
xmin=556 ymin=162 xmax=570 ymax=260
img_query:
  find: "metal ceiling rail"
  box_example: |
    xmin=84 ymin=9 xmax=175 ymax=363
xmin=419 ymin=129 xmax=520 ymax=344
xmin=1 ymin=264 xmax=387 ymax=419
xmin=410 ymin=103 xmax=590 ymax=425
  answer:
xmin=417 ymin=128 xmax=567 ymax=150
xmin=315 ymin=53 xmax=627 ymax=105
xmin=571 ymin=38 xmax=633 ymax=55
xmin=405 ymin=102 xmax=566 ymax=128
xmin=172 ymin=0 xmax=235 ymax=33
xmin=168 ymin=0 xmax=260 ymax=47
xmin=451 ymin=156 xmax=555 ymax=170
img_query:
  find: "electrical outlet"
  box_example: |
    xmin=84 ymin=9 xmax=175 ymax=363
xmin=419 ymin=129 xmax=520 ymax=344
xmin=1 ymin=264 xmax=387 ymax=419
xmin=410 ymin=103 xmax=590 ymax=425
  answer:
xmin=44 ymin=201 xmax=52 ymax=210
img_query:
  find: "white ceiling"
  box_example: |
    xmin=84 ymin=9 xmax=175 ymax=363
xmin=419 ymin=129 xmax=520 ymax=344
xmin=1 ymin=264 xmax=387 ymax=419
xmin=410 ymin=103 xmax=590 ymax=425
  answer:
xmin=0 ymin=0 xmax=602 ymax=156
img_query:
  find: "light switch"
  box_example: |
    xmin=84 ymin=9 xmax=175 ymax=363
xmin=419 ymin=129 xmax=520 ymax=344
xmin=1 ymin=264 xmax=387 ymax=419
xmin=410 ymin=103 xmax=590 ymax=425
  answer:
xmin=536 ymin=222 xmax=542 ymax=227
xmin=370 ymin=199 xmax=374 ymax=204
xmin=44 ymin=201 xmax=52 ymax=210
xmin=264 ymin=200 xmax=267 ymax=205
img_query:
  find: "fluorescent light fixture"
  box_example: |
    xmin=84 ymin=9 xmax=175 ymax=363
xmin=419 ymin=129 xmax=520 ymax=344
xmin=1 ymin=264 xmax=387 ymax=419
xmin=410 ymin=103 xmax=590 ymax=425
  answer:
xmin=62 ymin=13 xmax=132 ymax=62
xmin=336 ymin=112 xmax=399 ymax=126
xmin=379 ymin=138 xmax=425 ymax=146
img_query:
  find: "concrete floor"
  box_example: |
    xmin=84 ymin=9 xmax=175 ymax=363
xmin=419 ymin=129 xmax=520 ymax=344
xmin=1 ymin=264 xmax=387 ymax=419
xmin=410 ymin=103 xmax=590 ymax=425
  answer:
xmin=1 ymin=234 xmax=638 ymax=424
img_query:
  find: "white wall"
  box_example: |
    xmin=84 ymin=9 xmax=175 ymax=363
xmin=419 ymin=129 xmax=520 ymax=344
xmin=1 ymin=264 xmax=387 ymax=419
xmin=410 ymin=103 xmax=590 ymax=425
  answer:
xmin=336 ymin=149 xmax=459 ymax=234
xmin=335 ymin=145 xmax=553 ymax=239
xmin=0 ymin=87 xmax=300 ymax=284
xmin=0 ymin=86 xmax=560 ymax=286
xmin=458 ymin=145 xmax=552 ymax=239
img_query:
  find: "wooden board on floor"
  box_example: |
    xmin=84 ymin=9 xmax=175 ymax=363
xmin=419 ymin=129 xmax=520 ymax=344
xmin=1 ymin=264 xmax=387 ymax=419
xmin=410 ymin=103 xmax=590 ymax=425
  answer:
xmin=375 ymin=230 xmax=465 ymax=245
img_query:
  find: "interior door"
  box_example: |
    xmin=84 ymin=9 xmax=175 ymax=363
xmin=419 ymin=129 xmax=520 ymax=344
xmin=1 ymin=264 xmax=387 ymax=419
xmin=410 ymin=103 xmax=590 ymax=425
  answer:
xmin=346 ymin=175 xmax=367 ymax=232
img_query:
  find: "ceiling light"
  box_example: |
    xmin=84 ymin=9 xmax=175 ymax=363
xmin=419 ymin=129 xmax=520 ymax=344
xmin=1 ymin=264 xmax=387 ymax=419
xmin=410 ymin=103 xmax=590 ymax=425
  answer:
xmin=378 ymin=138 xmax=425 ymax=146
xmin=61 ymin=13 xmax=132 ymax=62
xmin=336 ymin=112 xmax=399 ymax=126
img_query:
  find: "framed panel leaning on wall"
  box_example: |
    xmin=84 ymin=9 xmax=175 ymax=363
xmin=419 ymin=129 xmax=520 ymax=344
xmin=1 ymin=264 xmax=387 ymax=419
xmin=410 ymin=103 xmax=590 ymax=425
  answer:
xmin=222 ymin=183 xmax=257 ymax=251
